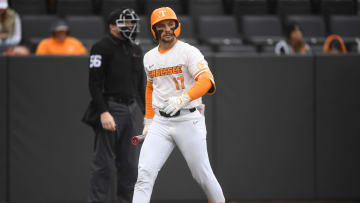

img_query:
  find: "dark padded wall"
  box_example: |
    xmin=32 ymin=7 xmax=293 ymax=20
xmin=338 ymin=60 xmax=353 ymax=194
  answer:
xmin=152 ymin=55 xmax=216 ymax=200
xmin=0 ymin=57 xmax=7 ymax=202
xmin=316 ymin=54 xmax=360 ymax=199
xmin=4 ymin=55 xmax=360 ymax=202
xmin=9 ymin=56 xmax=93 ymax=202
xmin=215 ymin=54 xmax=315 ymax=200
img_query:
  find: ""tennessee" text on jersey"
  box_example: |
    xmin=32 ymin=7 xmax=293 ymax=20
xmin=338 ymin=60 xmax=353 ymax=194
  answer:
xmin=148 ymin=65 xmax=182 ymax=78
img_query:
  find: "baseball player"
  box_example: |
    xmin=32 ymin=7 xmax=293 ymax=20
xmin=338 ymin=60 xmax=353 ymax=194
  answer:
xmin=132 ymin=7 xmax=225 ymax=203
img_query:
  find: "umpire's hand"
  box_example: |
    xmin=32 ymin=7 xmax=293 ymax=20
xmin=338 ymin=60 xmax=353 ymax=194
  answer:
xmin=100 ymin=112 xmax=116 ymax=131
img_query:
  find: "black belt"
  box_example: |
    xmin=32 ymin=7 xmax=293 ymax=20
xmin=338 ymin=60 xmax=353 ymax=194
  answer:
xmin=159 ymin=108 xmax=196 ymax=117
xmin=106 ymin=96 xmax=134 ymax=105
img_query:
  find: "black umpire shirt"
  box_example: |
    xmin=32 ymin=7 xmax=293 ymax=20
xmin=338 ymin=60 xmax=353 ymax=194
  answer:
xmin=89 ymin=34 xmax=145 ymax=114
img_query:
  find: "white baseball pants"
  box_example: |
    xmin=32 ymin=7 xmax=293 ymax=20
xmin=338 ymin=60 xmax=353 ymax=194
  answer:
xmin=132 ymin=110 xmax=225 ymax=203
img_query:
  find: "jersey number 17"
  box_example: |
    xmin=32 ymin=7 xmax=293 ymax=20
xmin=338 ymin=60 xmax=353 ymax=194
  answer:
xmin=172 ymin=76 xmax=185 ymax=90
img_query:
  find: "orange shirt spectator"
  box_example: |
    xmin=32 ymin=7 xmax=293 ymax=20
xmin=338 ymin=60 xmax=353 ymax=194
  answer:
xmin=36 ymin=20 xmax=87 ymax=55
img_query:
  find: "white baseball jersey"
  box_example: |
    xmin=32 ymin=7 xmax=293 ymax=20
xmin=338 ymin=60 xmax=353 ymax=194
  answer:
xmin=143 ymin=40 xmax=212 ymax=110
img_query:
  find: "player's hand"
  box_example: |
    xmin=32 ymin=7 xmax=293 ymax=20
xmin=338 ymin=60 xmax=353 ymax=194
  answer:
xmin=163 ymin=93 xmax=191 ymax=116
xmin=196 ymin=104 xmax=205 ymax=116
xmin=142 ymin=118 xmax=152 ymax=137
xmin=100 ymin=112 xmax=116 ymax=131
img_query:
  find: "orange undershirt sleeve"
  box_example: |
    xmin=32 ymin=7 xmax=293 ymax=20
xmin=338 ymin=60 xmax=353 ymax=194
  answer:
xmin=145 ymin=80 xmax=155 ymax=119
xmin=186 ymin=72 xmax=216 ymax=101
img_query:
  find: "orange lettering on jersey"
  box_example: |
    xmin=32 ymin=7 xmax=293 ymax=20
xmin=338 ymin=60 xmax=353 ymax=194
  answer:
xmin=156 ymin=69 xmax=161 ymax=77
xmin=161 ymin=68 xmax=166 ymax=76
xmin=172 ymin=66 xmax=178 ymax=74
xmin=149 ymin=70 xmax=155 ymax=78
xmin=168 ymin=67 xmax=173 ymax=75
xmin=177 ymin=65 xmax=182 ymax=73
xmin=148 ymin=65 xmax=183 ymax=79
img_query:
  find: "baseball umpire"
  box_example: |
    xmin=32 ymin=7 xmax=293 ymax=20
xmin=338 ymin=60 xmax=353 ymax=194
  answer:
xmin=83 ymin=8 xmax=145 ymax=203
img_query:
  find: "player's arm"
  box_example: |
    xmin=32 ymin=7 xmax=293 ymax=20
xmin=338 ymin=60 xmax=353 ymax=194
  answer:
xmin=186 ymin=46 xmax=216 ymax=100
xmin=145 ymin=80 xmax=155 ymax=119
xmin=164 ymin=47 xmax=216 ymax=116
xmin=185 ymin=71 xmax=216 ymax=101
xmin=140 ymin=79 xmax=154 ymax=136
xmin=164 ymin=71 xmax=215 ymax=116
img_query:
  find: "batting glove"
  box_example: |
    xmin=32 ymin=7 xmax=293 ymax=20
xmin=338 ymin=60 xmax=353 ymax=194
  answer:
xmin=163 ymin=93 xmax=191 ymax=116
xmin=142 ymin=118 xmax=152 ymax=136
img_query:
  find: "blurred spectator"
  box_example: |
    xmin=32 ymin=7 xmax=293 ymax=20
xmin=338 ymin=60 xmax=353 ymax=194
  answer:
xmin=0 ymin=0 xmax=22 ymax=46
xmin=36 ymin=19 xmax=87 ymax=55
xmin=3 ymin=45 xmax=30 ymax=55
xmin=275 ymin=23 xmax=311 ymax=55
xmin=323 ymin=34 xmax=347 ymax=54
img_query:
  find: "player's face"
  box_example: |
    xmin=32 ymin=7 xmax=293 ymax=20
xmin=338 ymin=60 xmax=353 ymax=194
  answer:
xmin=154 ymin=19 xmax=176 ymax=43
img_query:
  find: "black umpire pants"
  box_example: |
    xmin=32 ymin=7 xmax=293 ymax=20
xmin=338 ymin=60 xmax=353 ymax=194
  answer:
xmin=88 ymin=100 xmax=139 ymax=203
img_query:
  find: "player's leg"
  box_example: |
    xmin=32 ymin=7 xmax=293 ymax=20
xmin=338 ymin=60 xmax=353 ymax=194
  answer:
xmin=173 ymin=112 xmax=225 ymax=203
xmin=133 ymin=117 xmax=175 ymax=203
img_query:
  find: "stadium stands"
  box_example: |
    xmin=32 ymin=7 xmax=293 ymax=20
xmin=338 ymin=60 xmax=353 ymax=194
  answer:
xmin=65 ymin=15 xmax=105 ymax=39
xmin=241 ymin=15 xmax=283 ymax=45
xmin=65 ymin=15 xmax=106 ymax=50
xmin=177 ymin=15 xmax=198 ymax=45
xmin=101 ymin=0 xmax=139 ymax=16
xmin=11 ymin=0 xmax=47 ymax=14
xmin=276 ymin=0 xmax=312 ymax=15
xmin=198 ymin=16 xmax=242 ymax=46
xmin=310 ymin=44 xmax=325 ymax=54
xmin=8 ymin=0 xmax=360 ymax=54
xmin=196 ymin=44 xmax=214 ymax=54
xmin=319 ymin=0 xmax=357 ymax=15
xmin=232 ymin=0 xmax=270 ymax=16
xmin=329 ymin=15 xmax=360 ymax=43
xmin=21 ymin=15 xmax=58 ymax=50
xmin=144 ymin=0 xmax=184 ymax=15
xmin=56 ymin=0 xmax=93 ymax=16
xmin=189 ymin=0 xmax=224 ymax=17
xmin=261 ymin=45 xmax=276 ymax=53
xmin=285 ymin=15 xmax=327 ymax=44
xmin=218 ymin=44 xmax=257 ymax=53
